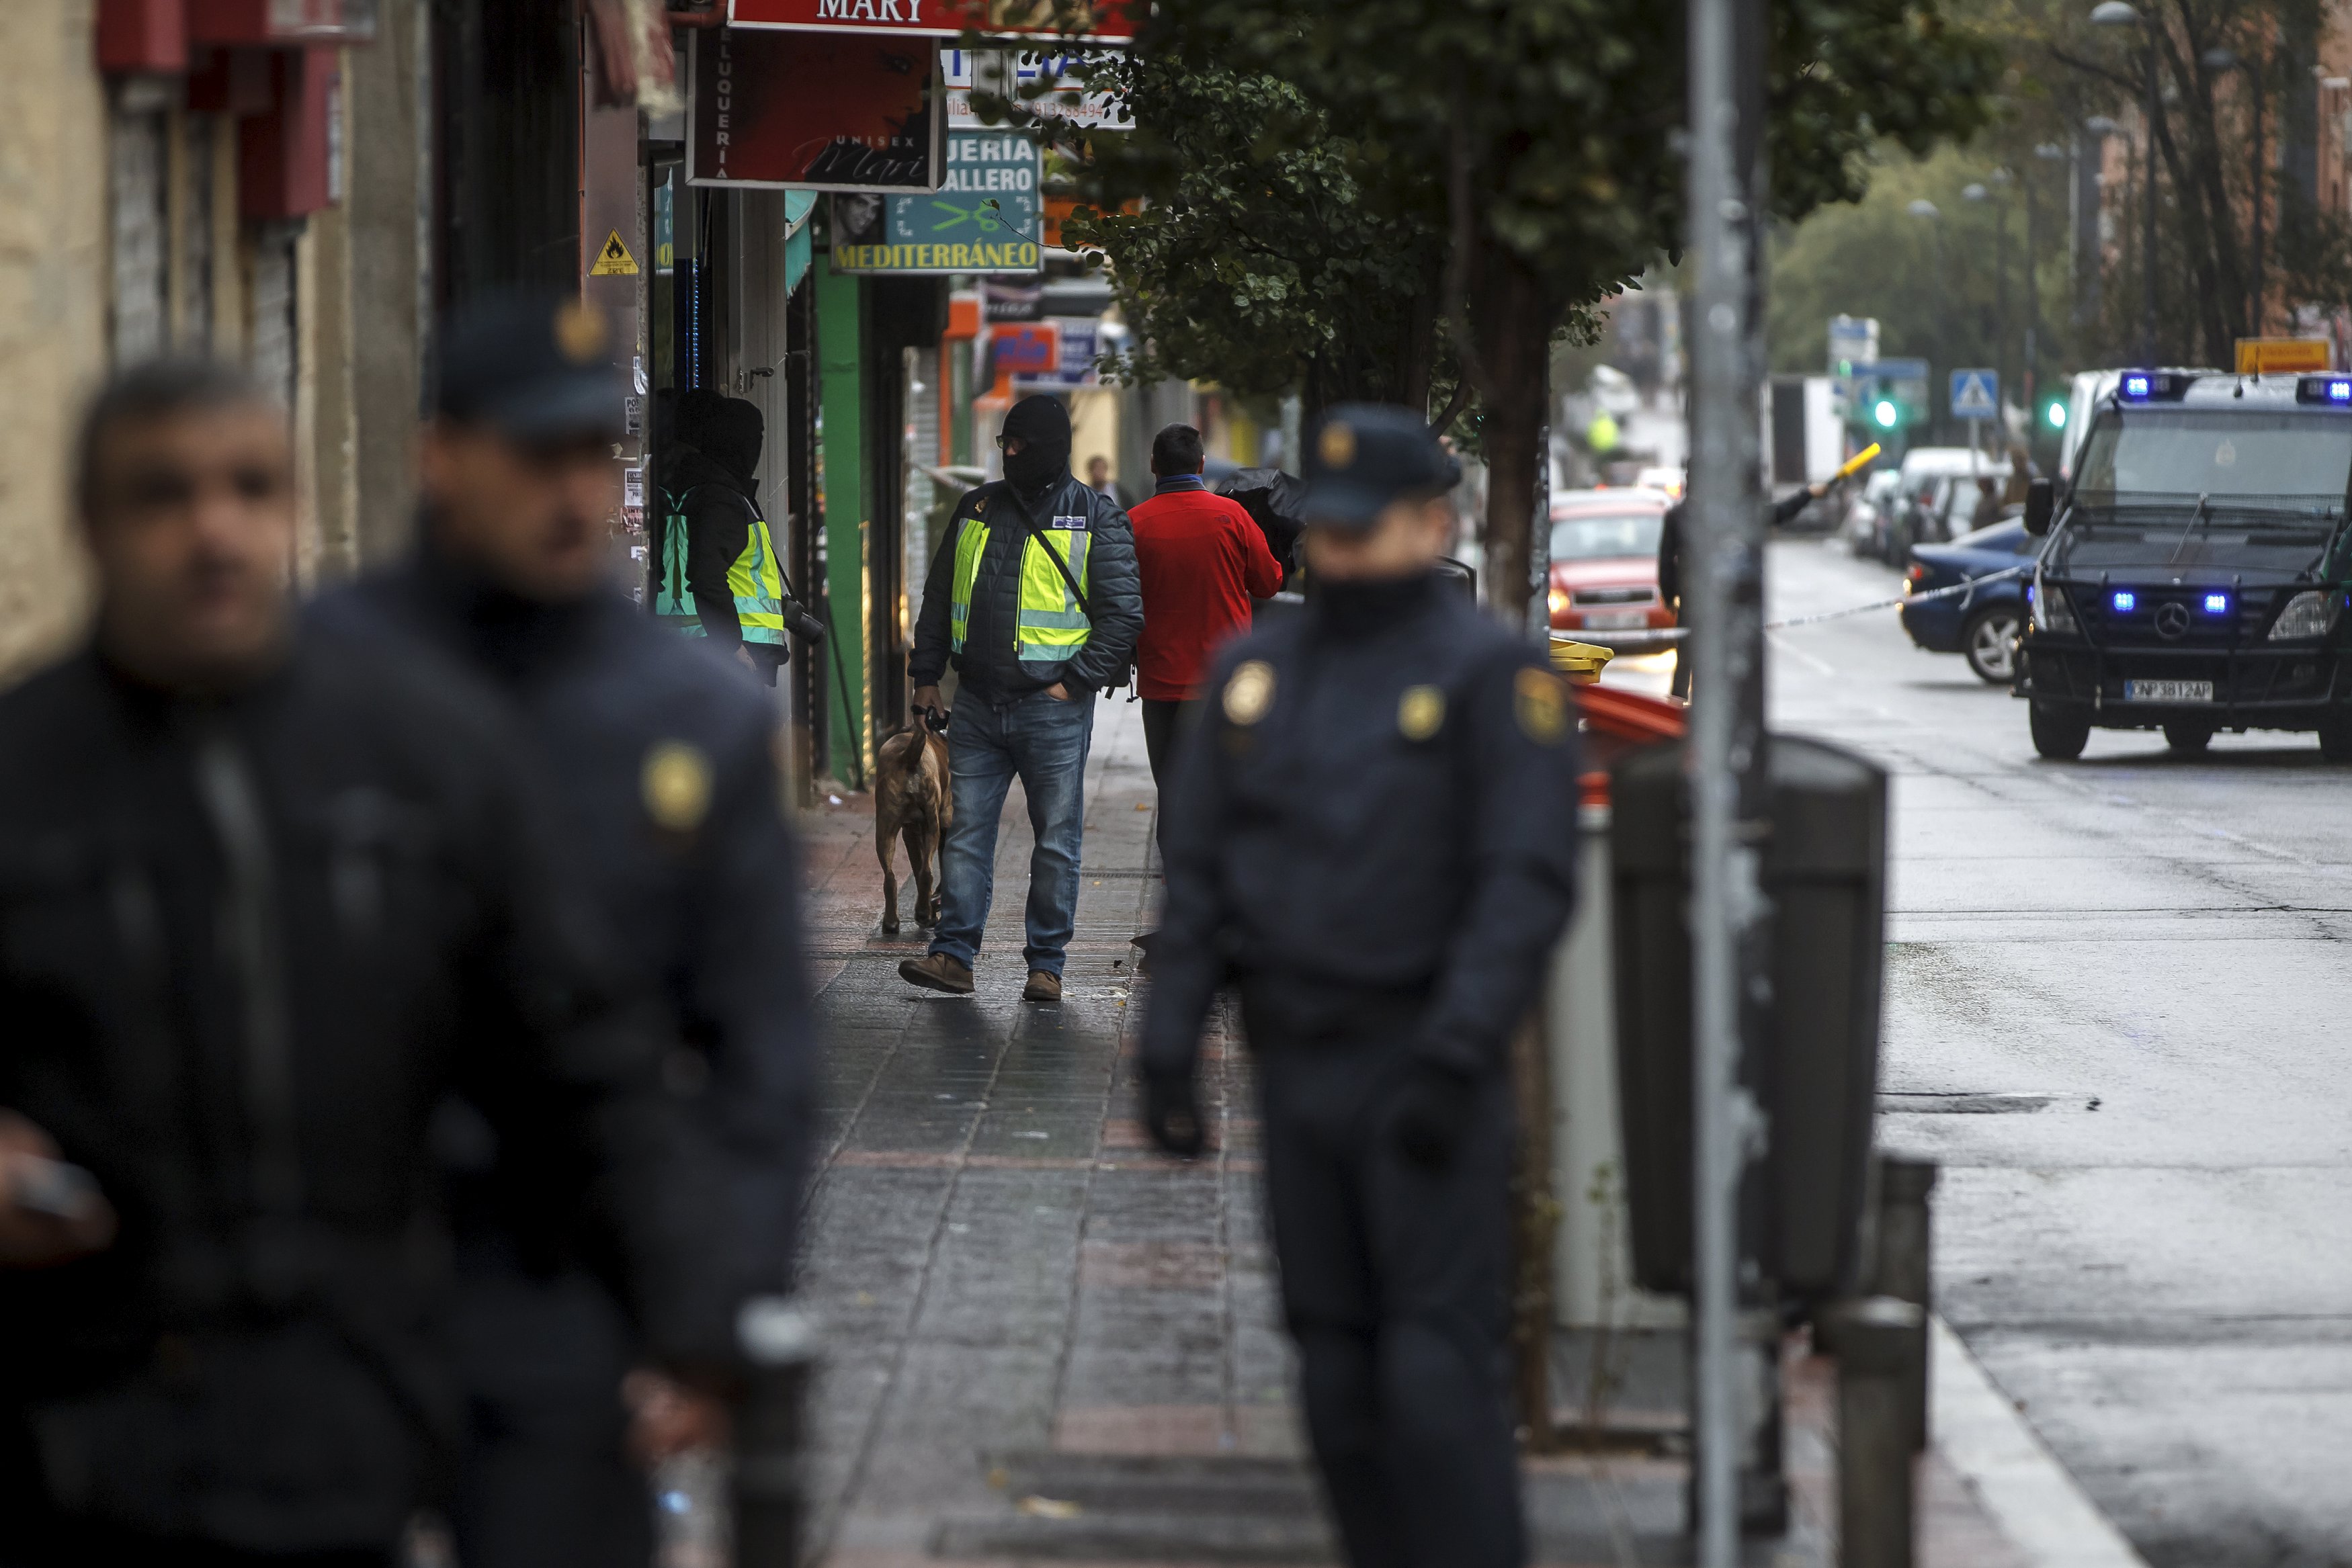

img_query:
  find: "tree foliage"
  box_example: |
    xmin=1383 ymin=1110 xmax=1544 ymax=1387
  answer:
xmin=1045 ymin=0 xmax=2001 ymax=617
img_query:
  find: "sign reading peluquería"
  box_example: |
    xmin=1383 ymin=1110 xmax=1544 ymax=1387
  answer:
xmin=832 ymin=130 xmax=1043 ymax=275
xmin=728 ymin=0 xmax=1140 ymax=42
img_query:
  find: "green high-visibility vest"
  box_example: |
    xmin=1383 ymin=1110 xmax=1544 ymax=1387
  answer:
xmin=657 ymin=486 xmax=786 ymax=646
xmin=948 ymin=506 xmax=1092 ymax=676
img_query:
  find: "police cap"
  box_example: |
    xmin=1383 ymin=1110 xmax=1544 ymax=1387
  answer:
xmin=435 ymin=291 xmax=625 ymax=443
xmin=1300 ymin=404 xmax=1459 ymax=531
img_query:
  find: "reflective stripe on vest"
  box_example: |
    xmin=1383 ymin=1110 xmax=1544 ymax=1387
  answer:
xmin=729 ymin=511 xmax=788 ymax=646
xmin=947 ymin=509 xmax=1093 ymax=670
xmin=655 ymin=491 xmax=702 ymax=636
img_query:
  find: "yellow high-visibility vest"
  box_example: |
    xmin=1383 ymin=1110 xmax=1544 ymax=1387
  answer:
xmin=948 ymin=507 xmax=1092 ymax=671
xmin=659 ymin=487 xmax=786 ymax=645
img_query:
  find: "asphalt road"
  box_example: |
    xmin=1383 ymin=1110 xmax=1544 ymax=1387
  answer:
xmin=1750 ymin=536 xmax=2352 ymax=1568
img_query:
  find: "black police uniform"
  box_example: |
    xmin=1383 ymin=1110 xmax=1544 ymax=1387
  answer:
xmin=0 ymin=633 xmax=712 ymax=1567
xmin=312 ymin=294 xmax=818 ymax=1568
xmin=321 ymin=556 xmax=816 ymax=1568
xmin=1139 ymin=409 xmax=1584 ymax=1568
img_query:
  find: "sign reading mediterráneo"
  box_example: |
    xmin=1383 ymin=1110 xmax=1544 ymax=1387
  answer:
xmin=833 ymin=241 xmax=1042 ymax=271
xmin=832 ymin=130 xmax=1043 ymax=275
xmin=728 ymin=0 xmax=1140 ymax=42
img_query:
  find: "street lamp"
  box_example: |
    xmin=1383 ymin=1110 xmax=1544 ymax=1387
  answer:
xmin=2091 ymin=0 xmax=2159 ymax=365
xmin=1909 ymin=200 xmax=1949 ymax=434
xmin=2203 ymin=44 xmax=2265 ymax=333
xmin=2029 ymin=146 xmax=2068 ymax=408
xmin=1964 ymin=177 xmax=2014 ymax=413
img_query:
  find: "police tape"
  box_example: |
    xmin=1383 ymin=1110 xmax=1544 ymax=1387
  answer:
xmin=1765 ymin=564 xmax=2027 ymax=630
xmin=1612 ymin=564 xmax=2030 ymax=642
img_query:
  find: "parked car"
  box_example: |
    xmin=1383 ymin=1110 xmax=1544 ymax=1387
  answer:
xmin=1841 ymin=468 xmax=1903 ymax=560
xmin=1882 ymin=447 xmax=1999 ymax=560
xmin=1898 ymin=515 xmax=2043 ymax=682
xmin=1546 ymin=487 xmax=1676 ymax=649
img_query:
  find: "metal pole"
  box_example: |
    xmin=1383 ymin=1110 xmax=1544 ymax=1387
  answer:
xmin=2144 ymin=48 xmax=2160 ymax=363
xmin=1834 ymin=1297 xmax=1925 ymax=1568
xmin=1686 ymin=0 xmax=1767 ymax=1555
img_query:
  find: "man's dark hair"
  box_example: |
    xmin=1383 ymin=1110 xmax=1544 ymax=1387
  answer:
xmin=75 ymin=357 xmax=274 ymax=519
xmin=1151 ymin=423 xmax=1206 ymax=476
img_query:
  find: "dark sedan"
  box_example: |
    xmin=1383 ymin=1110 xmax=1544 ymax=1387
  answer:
xmin=1898 ymin=516 xmax=2044 ymax=683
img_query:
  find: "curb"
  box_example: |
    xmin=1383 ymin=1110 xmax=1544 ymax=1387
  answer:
xmin=1930 ymin=1315 xmax=2148 ymax=1568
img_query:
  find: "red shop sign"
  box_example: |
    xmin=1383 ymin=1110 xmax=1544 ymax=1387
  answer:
xmin=726 ymin=0 xmax=1139 ymax=44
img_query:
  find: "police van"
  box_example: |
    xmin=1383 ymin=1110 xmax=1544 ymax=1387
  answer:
xmin=2017 ymin=367 xmax=2352 ymax=760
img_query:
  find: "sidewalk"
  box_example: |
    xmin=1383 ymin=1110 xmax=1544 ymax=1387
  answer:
xmin=787 ymin=695 xmax=2141 ymax=1568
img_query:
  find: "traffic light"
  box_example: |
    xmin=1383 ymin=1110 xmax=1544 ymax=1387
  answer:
xmin=1857 ymin=388 xmax=1919 ymax=431
xmin=2043 ymin=398 xmax=2068 ymax=431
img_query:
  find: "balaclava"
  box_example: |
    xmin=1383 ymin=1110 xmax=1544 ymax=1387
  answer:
xmin=1001 ymin=394 xmax=1073 ymax=499
xmin=700 ymin=396 xmax=765 ymax=487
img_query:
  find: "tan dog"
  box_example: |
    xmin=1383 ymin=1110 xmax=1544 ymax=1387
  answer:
xmin=875 ymin=723 xmax=951 ymax=934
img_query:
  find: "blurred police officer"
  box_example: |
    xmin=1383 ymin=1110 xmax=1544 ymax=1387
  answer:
xmin=0 ymin=359 xmax=714 ymax=1567
xmin=1138 ymin=406 xmax=1584 ymax=1568
xmin=318 ymin=295 xmax=816 ymax=1568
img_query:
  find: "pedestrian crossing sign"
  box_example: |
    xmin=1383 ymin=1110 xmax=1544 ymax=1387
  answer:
xmin=1950 ymin=368 xmax=1999 ymax=420
xmin=589 ymin=230 xmax=640 ymax=277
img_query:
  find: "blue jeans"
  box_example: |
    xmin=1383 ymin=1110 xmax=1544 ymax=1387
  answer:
xmin=931 ymin=688 xmax=1095 ymax=975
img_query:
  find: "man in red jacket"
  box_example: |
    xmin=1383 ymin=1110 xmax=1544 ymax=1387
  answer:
xmin=1130 ymin=423 xmax=1285 ymax=848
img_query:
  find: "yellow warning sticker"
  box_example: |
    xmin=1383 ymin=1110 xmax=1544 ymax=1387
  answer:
xmin=590 ymin=230 xmax=640 ymax=277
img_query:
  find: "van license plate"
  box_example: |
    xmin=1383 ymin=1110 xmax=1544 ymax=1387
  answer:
xmin=2126 ymin=679 xmax=2214 ymax=703
xmin=1583 ymin=610 xmax=1647 ymax=630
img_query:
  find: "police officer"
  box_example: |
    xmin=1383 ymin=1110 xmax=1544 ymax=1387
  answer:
xmin=1658 ymin=480 xmax=1830 ymax=699
xmin=0 ymin=358 xmax=714 ymax=1567
xmin=319 ymin=295 xmax=816 ymax=1568
xmin=1138 ymin=406 xmax=1583 ymax=1568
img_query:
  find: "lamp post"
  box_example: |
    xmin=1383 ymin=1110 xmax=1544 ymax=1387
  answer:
xmin=1963 ymin=173 xmax=2015 ymax=405
xmin=1908 ymin=198 xmax=1947 ymax=436
xmin=2092 ymin=0 xmax=2158 ymax=365
xmin=2031 ymin=143 xmax=2068 ymax=407
xmin=2203 ymin=44 xmax=2263 ymax=335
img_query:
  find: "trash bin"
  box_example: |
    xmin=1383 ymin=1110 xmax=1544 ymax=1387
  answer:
xmin=1548 ymin=683 xmax=1688 ymax=1332
xmin=1609 ymin=734 xmax=1887 ymax=1301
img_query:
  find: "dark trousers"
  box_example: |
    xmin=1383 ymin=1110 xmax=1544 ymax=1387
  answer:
xmin=1245 ymin=1016 xmax=1525 ymax=1568
xmin=449 ymin=1260 xmax=650 ymax=1568
xmin=1139 ymin=697 xmax=1201 ymax=863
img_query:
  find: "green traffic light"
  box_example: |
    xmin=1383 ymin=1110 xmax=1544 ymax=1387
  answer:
xmin=2046 ymin=402 xmax=2067 ymax=429
xmin=1874 ymin=399 xmax=1898 ymax=428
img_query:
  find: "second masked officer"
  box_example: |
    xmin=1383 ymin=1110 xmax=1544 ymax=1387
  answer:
xmin=319 ymin=295 xmax=816 ymax=1568
xmin=899 ymin=395 xmax=1142 ymax=1004
xmin=1138 ymin=407 xmax=1583 ymax=1568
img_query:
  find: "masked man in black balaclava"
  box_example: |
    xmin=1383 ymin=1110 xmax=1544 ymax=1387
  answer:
xmin=665 ymin=396 xmax=817 ymax=687
xmin=900 ymin=395 xmax=1144 ymax=1003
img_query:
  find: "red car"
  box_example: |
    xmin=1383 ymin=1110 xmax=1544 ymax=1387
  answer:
xmin=1546 ymin=488 xmax=1676 ymax=650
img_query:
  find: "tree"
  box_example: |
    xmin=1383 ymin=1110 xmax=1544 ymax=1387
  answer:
xmin=1060 ymin=0 xmax=2000 ymax=626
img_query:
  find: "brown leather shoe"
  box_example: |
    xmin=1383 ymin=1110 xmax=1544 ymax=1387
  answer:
xmin=1021 ymin=969 xmax=1062 ymax=1003
xmin=899 ymin=953 xmax=974 ymax=995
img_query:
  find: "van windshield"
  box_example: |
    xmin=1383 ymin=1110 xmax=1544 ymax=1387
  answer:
xmin=2074 ymin=411 xmax=2351 ymax=503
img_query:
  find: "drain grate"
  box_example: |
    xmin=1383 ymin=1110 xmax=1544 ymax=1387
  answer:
xmin=1876 ymin=1091 xmax=2064 ymax=1115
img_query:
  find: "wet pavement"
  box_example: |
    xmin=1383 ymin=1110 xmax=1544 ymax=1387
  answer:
xmin=1767 ymin=534 xmax=2352 ymax=1568
xmin=786 ymin=684 xmax=2083 ymax=1567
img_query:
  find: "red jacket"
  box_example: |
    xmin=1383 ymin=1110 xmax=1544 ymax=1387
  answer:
xmin=1129 ymin=478 xmax=1284 ymax=700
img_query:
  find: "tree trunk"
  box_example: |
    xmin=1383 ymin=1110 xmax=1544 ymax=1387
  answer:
xmin=1475 ymin=249 xmax=1554 ymax=631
